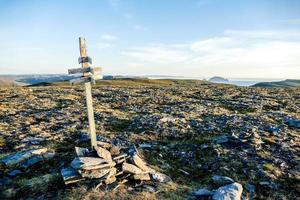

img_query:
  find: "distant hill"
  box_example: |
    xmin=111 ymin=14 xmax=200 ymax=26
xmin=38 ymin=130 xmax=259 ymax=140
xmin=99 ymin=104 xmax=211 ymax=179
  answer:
xmin=0 ymin=76 xmax=18 ymax=87
xmin=208 ymin=76 xmax=229 ymax=83
xmin=253 ymin=79 xmax=300 ymax=88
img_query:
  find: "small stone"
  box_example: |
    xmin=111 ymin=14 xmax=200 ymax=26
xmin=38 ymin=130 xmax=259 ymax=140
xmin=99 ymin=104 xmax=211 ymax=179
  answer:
xmin=95 ymin=146 xmax=112 ymax=162
xmin=212 ymin=175 xmax=234 ymax=186
xmin=212 ymin=182 xmax=243 ymax=200
xmin=105 ymin=167 xmax=117 ymax=184
xmin=21 ymin=155 xmax=44 ymax=168
xmin=31 ymin=148 xmax=48 ymax=155
xmin=193 ymin=188 xmax=213 ymax=197
xmin=2 ymin=150 xmax=34 ymax=167
xmin=79 ymin=168 xmax=111 ymax=179
xmin=97 ymin=141 xmax=112 ymax=149
xmin=75 ymin=147 xmax=89 ymax=157
xmin=61 ymin=167 xmax=84 ymax=184
xmin=285 ymin=118 xmax=300 ymax=128
xmin=122 ymin=163 xmax=144 ymax=174
xmin=150 ymin=172 xmax=172 ymax=183
xmin=109 ymin=146 xmax=120 ymax=156
xmin=105 ymin=175 xmax=117 ymax=184
xmin=71 ymin=157 xmax=112 ymax=170
xmin=132 ymin=154 xmax=154 ymax=173
xmin=139 ymin=143 xmax=152 ymax=149
xmin=133 ymin=173 xmax=151 ymax=181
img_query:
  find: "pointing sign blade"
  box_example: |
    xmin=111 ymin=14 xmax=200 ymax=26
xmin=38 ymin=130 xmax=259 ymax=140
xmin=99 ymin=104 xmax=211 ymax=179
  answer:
xmin=70 ymin=77 xmax=91 ymax=85
xmin=68 ymin=67 xmax=102 ymax=75
xmin=68 ymin=67 xmax=92 ymax=74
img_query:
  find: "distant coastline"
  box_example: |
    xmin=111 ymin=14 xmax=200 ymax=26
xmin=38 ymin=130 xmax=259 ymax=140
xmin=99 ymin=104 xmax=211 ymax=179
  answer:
xmin=0 ymin=74 xmax=291 ymax=87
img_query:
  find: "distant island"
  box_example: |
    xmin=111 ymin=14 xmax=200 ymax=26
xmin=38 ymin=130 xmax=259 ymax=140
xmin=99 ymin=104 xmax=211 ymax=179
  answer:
xmin=253 ymin=79 xmax=300 ymax=88
xmin=208 ymin=76 xmax=229 ymax=83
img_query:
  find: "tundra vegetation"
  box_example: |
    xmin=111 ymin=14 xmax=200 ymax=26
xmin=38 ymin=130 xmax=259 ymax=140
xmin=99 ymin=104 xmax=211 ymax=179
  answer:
xmin=0 ymin=79 xmax=299 ymax=199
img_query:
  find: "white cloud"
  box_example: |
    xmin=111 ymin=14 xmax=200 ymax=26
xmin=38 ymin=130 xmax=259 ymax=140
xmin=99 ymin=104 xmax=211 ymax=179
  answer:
xmin=122 ymin=29 xmax=300 ymax=78
xmin=122 ymin=44 xmax=190 ymax=63
xmin=101 ymin=34 xmax=117 ymax=41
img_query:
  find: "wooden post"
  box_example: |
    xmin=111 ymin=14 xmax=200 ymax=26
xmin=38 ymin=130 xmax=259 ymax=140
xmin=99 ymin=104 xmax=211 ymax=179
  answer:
xmin=79 ymin=37 xmax=97 ymax=149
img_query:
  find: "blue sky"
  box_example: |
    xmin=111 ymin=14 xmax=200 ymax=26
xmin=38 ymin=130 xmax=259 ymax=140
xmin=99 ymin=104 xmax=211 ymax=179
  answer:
xmin=0 ymin=0 xmax=300 ymax=78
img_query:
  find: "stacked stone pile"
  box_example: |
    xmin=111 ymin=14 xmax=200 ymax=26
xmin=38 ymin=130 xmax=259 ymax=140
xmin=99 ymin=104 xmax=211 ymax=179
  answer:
xmin=61 ymin=141 xmax=172 ymax=189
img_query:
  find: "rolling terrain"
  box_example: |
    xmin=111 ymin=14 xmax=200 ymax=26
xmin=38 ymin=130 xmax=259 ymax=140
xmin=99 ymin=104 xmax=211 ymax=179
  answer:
xmin=0 ymin=79 xmax=299 ymax=199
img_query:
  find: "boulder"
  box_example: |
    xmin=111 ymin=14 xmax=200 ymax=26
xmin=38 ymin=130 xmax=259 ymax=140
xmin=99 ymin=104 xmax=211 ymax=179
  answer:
xmin=212 ymin=182 xmax=243 ymax=200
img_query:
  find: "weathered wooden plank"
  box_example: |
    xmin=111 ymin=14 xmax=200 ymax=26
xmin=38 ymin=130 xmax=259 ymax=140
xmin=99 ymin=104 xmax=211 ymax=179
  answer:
xmin=70 ymin=77 xmax=91 ymax=85
xmin=79 ymin=37 xmax=97 ymax=149
xmin=68 ymin=67 xmax=92 ymax=74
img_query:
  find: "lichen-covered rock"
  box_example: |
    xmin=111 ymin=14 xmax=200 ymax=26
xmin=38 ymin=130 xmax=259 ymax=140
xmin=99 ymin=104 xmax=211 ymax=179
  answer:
xmin=71 ymin=157 xmax=113 ymax=170
xmin=132 ymin=154 xmax=154 ymax=173
xmin=133 ymin=173 xmax=151 ymax=181
xmin=122 ymin=163 xmax=144 ymax=174
xmin=95 ymin=146 xmax=112 ymax=162
xmin=212 ymin=182 xmax=243 ymax=200
xmin=79 ymin=168 xmax=111 ymax=179
xmin=150 ymin=172 xmax=172 ymax=183
xmin=61 ymin=167 xmax=84 ymax=184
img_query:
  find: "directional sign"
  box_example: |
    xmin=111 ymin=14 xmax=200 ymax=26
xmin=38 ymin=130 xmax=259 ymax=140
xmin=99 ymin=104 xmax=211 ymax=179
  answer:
xmin=70 ymin=77 xmax=91 ymax=85
xmin=68 ymin=66 xmax=102 ymax=75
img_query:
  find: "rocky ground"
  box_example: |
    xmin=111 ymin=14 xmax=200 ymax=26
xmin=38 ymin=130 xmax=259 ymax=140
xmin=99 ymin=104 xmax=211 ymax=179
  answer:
xmin=0 ymin=79 xmax=299 ymax=199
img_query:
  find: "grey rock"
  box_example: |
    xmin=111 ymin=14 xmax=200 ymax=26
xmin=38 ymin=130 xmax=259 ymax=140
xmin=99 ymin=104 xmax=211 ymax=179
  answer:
xmin=71 ymin=157 xmax=112 ymax=170
xmin=285 ymin=118 xmax=300 ymax=128
xmin=214 ymin=135 xmax=234 ymax=144
xmin=151 ymin=172 xmax=172 ymax=183
xmin=21 ymin=155 xmax=44 ymax=168
xmin=212 ymin=175 xmax=235 ymax=186
xmin=212 ymin=182 xmax=243 ymax=200
xmin=2 ymin=150 xmax=34 ymax=167
xmin=193 ymin=188 xmax=213 ymax=197
xmin=1 ymin=148 xmax=50 ymax=167
xmin=78 ymin=168 xmax=111 ymax=179
xmin=259 ymin=181 xmax=279 ymax=189
xmin=75 ymin=147 xmax=89 ymax=157
xmin=142 ymin=185 xmax=156 ymax=193
xmin=61 ymin=167 xmax=84 ymax=184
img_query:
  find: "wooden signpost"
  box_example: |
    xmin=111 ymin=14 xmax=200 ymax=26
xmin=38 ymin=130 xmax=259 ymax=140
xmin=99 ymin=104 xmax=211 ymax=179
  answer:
xmin=68 ymin=37 xmax=102 ymax=149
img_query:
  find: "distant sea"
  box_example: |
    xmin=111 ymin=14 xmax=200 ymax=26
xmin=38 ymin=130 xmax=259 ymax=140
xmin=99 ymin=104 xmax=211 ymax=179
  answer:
xmin=146 ymin=76 xmax=283 ymax=87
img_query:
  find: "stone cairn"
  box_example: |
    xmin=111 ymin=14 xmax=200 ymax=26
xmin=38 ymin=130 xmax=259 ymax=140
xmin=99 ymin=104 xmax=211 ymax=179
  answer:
xmin=61 ymin=141 xmax=172 ymax=190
